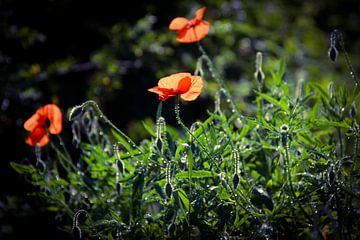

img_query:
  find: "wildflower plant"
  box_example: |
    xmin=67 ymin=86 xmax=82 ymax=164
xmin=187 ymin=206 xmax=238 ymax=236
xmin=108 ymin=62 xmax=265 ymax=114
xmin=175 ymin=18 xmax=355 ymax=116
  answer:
xmin=11 ymin=6 xmax=360 ymax=240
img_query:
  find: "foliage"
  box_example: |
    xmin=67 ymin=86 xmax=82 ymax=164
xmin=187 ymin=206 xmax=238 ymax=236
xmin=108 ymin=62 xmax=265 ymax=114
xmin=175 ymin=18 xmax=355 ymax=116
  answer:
xmin=11 ymin=43 xmax=360 ymax=239
xmin=3 ymin=1 xmax=360 ymax=239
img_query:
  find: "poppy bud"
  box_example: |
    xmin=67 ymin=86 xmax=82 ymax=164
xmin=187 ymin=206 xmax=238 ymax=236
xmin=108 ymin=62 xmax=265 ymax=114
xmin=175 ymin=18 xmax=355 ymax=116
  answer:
xmin=328 ymin=46 xmax=338 ymax=62
xmin=72 ymin=226 xmax=82 ymax=240
xmin=349 ymin=101 xmax=357 ymax=119
xmin=116 ymin=183 xmax=122 ymax=195
xmin=328 ymin=29 xmax=340 ymax=62
xmin=255 ymin=70 xmax=265 ymax=83
xmin=117 ymin=159 xmax=124 ymax=176
xmin=232 ymin=173 xmax=240 ymax=189
xmin=165 ymin=182 xmax=173 ymax=199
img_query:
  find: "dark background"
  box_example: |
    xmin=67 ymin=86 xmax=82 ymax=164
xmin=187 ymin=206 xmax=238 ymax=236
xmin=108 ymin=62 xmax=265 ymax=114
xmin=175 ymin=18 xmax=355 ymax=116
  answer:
xmin=1 ymin=0 xmax=359 ymax=239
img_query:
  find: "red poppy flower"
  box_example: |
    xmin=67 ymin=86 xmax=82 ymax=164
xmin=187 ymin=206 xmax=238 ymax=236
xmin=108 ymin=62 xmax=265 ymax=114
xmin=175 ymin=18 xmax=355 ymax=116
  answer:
xmin=169 ymin=6 xmax=210 ymax=43
xmin=148 ymin=72 xmax=203 ymax=101
xmin=24 ymin=104 xmax=63 ymax=147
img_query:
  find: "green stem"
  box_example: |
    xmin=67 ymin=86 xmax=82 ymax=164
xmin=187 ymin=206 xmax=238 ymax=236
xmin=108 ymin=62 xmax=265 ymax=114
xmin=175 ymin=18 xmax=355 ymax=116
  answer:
xmin=174 ymin=97 xmax=212 ymax=160
xmin=188 ymin=154 xmax=192 ymax=239
xmin=337 ymin=127 xmax=343 ymax=157
xmin=69 ymin=100 xmax=143 ymax=154
xmin=197 ymin=44 xmax=245 ymax=123
xmin=284 ymin=143 xmax=313 ymax=225
xmin=50 ymin=142 xmax=76 ymax=173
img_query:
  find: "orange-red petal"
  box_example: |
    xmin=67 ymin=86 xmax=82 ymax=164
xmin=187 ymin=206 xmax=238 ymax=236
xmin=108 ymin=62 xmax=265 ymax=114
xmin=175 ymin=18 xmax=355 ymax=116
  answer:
xmin=44 ymin=104 xmax=62 ymax=134
xmin=148 ymin=86 xmax=171 ymax=101
xmin=177 ymin=76 xmax=192 ymax=93
xmin=195 ymin=7 xmax=206 ymax=20
xmin=25 ymin=127 xmax=49 ymax=147
xmin=169 ymin=17 xmax=189 ymax=30
xmin=180 ymin=76 xmax=203 ymax=101
xmin=24 ymin=112 xmax=41 ymax=132
xmin=149 ymin=73 xmax=203 ymax=101
xmin=176 ymin=21 xmax=210 ymax=43
xmin=158 ymin=72 xmax=191 ymax=90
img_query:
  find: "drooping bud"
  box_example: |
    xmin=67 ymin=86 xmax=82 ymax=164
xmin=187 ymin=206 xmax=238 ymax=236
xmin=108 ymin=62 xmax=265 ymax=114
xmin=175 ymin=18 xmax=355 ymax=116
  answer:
xmin=328 ymin=46 xmax=338 ymax=62
xmin=113 ymin=144 xmax=124 ymax=175
xmin=349 ymin=101 xmax=357 ymax=119
xmin=328 ymin=30 xmax=339 ymax=62
xmin=232 ymin=173 xmax=240 ymax=189
xmin=165 ymin=182 xmax=173 ymax=199
xmin=254 ymin=52 xmax=265 ymax=85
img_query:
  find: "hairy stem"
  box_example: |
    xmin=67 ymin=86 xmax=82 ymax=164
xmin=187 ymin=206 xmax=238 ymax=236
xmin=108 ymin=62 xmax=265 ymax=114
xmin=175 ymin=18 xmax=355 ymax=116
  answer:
xmin=198 ymin=44 xmax=245 ymax=123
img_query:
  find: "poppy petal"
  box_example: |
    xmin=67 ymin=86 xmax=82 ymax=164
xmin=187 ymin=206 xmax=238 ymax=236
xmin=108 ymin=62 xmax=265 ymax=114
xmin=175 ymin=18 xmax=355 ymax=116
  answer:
xmin=24 ymin=112 xmax=41 ymax=132
xmin=176 ymin=21 xmax=210 ymax=43
xmin=195 ymin=7 xmax=206 ymax=20
xmin=194 ymin=21 xmax=210 ymax=40
xmin=177 ymin=77 xmax=191 ymax=93
xmin=158 ymin=72 xmax=191 ymax=90
xmin=169 ymin=17 xmax=189 ymax=30
xmin=44 ymin=104 xmax=62 ymax=134
xmin=176 ymin=28 xmax=197 ymax=43
xmin=25 ymin=127 xmax=49 ymax=147
xmin=148 ymin=87 xmax=172 ymax=101
xmin=180 ymin=76 xmax=203 ymax=101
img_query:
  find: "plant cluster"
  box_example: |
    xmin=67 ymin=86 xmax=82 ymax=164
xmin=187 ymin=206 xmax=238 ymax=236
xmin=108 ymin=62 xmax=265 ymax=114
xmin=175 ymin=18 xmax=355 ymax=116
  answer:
xmin=12 ymin=6 xmax=360 ymax=240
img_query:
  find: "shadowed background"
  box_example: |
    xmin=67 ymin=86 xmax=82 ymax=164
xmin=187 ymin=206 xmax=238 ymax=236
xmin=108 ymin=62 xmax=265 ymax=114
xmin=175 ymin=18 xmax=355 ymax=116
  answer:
xmin=0 ymin=0 xmax=359 ymax=239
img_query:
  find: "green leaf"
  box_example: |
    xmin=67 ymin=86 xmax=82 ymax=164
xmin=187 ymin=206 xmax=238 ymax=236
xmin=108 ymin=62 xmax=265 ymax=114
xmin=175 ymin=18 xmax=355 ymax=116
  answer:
xmin=174 ymin=170 xmax=214 ymax=179
xmin=308 ymin=82 xmax=330 ymax=101
xmin=270 ymin=57 xmax=286 ymax=85
xmin=172 ymin=189 xmax=189 ymax=223
xmin=112 ymin=129 xmax=131 ymax=150
xmin=10 ymin=162 xmax=36 ymax=175
xmin=255 ymin=91 xmax=290 ymax=114
xmin=142 ymin=121 xmax=155 ymax=137
xmin=173 ymin=188 xmax=193 ymax=213
xmin=108 ymin=232 xmax=115 ymax=240
xmin=47 ymin=178 xmax=69 ymax=187
xmin=131 ymin=172 xmax=144 ymax=219
xmin=312 ymin=119 xmax=350 ymax=129
xmin=192 ymin=114 xmax=215 ymax=138
xmin=238 ymin=124 xmax=250 ymax=139
xmin=109 ymin=208 xmax=122 ymax=223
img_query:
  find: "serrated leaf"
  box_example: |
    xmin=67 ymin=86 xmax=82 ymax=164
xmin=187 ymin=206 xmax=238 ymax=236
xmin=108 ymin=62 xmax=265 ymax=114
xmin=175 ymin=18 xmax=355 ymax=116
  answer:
xmin=255 ymin=91 xmax=290 ymax=114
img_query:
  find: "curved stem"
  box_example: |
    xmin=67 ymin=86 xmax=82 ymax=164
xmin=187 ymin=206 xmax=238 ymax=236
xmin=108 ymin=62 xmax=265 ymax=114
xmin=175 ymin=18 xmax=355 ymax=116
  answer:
xmin=69 ymin=100 xmax=143 ymax=154
xmin=197 ymin=44 xmax=245 ymax=123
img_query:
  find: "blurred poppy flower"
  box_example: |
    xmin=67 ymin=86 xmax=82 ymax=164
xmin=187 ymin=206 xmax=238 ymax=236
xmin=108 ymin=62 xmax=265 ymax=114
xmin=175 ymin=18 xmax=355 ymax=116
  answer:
xmin=148 ymin=72 xmax=203 ymax=101
xmin=24 ymin=104 xmax=62 ymax=147
xmin=169 ymin=6 xmax=210 ymax=43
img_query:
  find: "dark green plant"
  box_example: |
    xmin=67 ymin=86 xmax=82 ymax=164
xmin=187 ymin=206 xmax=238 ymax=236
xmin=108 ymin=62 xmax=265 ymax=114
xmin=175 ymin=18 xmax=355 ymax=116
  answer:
xmin=10 ymin=5 xmax=360 ymax=240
